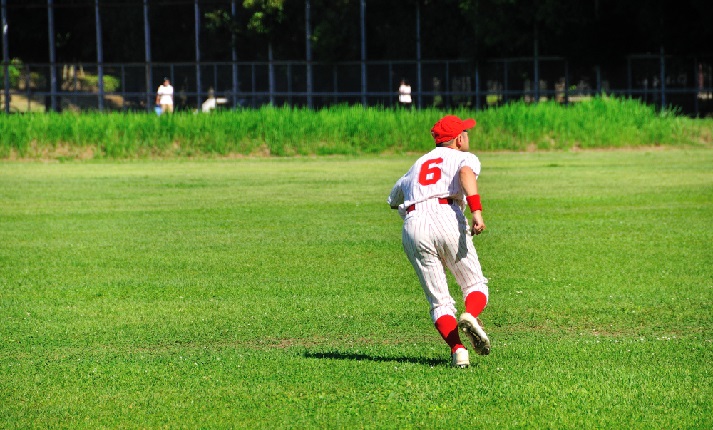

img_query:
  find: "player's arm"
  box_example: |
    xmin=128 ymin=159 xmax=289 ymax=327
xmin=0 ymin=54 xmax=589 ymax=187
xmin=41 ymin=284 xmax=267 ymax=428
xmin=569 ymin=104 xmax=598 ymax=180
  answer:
xmin=459 ymin=166 xmax=485 ymax=235
xmin=388 ymin=178 xmax=405 ymax=210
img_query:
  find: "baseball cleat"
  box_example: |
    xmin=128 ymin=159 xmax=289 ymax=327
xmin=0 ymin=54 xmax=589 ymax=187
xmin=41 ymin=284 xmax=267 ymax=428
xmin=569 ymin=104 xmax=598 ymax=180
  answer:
xmin=451 ymin=347 xmax=470 ymax=368
xmin=458 ymin=312 xmax=491 ymax=356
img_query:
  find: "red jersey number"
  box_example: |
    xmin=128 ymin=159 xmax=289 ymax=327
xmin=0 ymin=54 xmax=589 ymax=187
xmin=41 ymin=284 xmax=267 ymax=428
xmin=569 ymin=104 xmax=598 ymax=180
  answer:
xmin=418 ymin=157 xmax=443 ymax=185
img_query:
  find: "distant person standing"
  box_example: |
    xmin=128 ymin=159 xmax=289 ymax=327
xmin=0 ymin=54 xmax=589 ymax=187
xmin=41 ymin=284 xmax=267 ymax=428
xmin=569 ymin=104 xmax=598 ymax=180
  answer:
xmin=156 ymin=77 xmax=174 ymax=114
xmin=399 ymin=79 xmax=412 ymax=108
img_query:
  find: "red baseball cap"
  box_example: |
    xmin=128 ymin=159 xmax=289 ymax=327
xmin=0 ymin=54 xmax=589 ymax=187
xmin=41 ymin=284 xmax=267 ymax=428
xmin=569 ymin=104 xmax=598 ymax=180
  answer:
xmin=430 ymin=115 xmax=476 ymax=144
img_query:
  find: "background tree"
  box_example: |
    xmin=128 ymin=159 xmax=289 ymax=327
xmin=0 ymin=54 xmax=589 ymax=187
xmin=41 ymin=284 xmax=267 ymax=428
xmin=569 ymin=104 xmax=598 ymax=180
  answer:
xmin=1 ymin=0 xmax=711 ymax=64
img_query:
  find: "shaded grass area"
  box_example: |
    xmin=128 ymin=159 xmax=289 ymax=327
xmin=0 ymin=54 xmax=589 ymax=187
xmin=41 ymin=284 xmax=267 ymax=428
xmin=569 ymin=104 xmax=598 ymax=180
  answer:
xmin=1 ymin=150 xmax=712 ymax=428
xmin=1 ymin=97 xmax=711 ymax=160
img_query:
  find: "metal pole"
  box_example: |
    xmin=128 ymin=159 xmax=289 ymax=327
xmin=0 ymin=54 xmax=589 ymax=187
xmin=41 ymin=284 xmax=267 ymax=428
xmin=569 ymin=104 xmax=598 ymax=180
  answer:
xmin=332 ymin=65 xmax=337 ymax=105
xmin=47 ymin=0 xmax=57 ymax=112
xmin=2 ymin=0 xmax=9 ymax=113
xmin=231 ymin=0 xmax=238 ymax=108
xmin=144 ymin=0 xmax=152 ymax=111
xmin=693 ymin=59 xmax=699 ymax=117
xmin=268 ymin=43 xmax=274 ymax=105
xmin=24 ymin=66 xmax=28 ymax=111
xmin=387 ymin=61 xmax=392 ymax=107
xmin=445 ymin=61 xmax=449 ymax=108
xmin=213 ymin=64 xmax=217 ymax=98
xmin=251 ymin=63 xmax=255 ymax=108
xmin=564 ymin=59 xmax=569 ymax=105
xmin=416 ymin=0 xmax=421 ymax=109
xmin=503 ymin=60 xmax=509 ymax=104
xmin=195 ymin=0 xmax=201 ymax=109
xmin=360 ymin=0 xmax=366 ymax=107
xmin=305 ymin=0 xmax=313 ymax=108
xmin=121 ymin=64 xmax=126 ymax=111
xmin=475 ymin=64 xmax=480 ymax=110
xmin=533 ymin=24 xmax=539 ymax=103
xmin=95 ymin=0 xmax=104 ymax=111
xmin=287 ymin=63 xmax=292 ymax=105
xmin=659 ymin=45 xmax=666 ymax=110
xmin=626 ymin=56 xmax=631 ymax=98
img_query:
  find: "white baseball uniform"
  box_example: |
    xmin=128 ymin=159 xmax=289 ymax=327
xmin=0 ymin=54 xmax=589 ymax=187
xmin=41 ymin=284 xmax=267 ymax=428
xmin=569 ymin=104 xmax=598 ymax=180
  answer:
xmin=388 ymin=146 xmax=489 ymax=323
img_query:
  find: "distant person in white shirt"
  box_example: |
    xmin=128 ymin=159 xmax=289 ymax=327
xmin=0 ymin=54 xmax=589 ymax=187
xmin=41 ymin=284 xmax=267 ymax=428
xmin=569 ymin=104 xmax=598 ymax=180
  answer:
xmin=156 ymin=77 xmax=174 ymax=113
xmin=399 ymin=79 xmax=412 ymax=108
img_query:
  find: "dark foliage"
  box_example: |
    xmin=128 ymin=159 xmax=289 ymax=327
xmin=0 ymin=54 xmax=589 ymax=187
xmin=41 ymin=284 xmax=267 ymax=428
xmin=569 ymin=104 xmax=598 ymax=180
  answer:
xmin=1 ymin=0 xmax=710 ymax=63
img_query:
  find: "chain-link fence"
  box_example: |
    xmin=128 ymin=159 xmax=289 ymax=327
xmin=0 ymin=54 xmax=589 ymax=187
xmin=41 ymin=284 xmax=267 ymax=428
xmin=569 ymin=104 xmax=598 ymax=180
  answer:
xmin=2 ymin=54 xmax=712 ymax=116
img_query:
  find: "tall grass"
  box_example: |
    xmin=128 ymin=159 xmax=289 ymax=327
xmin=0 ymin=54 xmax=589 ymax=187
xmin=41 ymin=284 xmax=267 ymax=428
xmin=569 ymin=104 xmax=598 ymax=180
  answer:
xmin=474 ymin=96 xmax=700 ymax=150
xmin=0 ymin=97 xmax=710 ymax=160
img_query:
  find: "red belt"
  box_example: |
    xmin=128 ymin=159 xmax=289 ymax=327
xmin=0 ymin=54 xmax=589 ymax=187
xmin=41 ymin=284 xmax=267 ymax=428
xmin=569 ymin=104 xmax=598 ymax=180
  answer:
xmin=406 ymin=198 xmax=454 ymax=213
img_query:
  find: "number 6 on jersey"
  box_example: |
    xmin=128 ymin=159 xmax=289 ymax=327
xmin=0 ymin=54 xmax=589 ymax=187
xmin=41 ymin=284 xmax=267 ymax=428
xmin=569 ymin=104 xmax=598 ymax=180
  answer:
xmin=418 ymin=157 xmax=443 ymax=185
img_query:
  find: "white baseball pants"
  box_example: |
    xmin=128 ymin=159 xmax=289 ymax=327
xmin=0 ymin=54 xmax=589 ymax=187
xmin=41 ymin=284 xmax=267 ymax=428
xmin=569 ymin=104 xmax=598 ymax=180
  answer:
xmin=401 ymin=198 xmax=489 ymax=322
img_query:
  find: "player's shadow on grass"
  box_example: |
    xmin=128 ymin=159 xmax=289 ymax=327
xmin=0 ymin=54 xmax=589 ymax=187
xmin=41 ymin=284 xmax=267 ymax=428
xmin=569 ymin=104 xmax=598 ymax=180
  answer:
xmin=303 ymin=350 xmax=447 ymax=367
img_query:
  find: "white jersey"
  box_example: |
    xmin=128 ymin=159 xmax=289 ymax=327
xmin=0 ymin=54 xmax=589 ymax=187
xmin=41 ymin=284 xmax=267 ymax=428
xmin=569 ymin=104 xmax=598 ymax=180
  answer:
xmin=157 ymin=84 xmax=174 ymax=105
xmin=387 ymin=146 xmax=481 ymax=213
xmin=399 ymin=84 xmax=412 ymax=104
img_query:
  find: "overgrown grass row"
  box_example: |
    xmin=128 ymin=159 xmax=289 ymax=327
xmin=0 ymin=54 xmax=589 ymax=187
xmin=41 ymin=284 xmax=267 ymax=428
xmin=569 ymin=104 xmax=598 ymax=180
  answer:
xmin=1 ymin=97 xmax=710 ymax=159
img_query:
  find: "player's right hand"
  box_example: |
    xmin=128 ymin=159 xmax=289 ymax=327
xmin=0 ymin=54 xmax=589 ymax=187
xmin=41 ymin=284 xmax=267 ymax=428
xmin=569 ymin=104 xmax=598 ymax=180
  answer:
xmin=471 ymin=212 xmax=485 ymax=235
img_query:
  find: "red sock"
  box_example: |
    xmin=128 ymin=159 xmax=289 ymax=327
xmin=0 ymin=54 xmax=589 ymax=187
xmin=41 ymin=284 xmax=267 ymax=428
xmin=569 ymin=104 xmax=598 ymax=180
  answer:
xmin=434 ymin=315 xmax=465 ymax=353
xmin=465 ymin=291 xmax=487 ymax=317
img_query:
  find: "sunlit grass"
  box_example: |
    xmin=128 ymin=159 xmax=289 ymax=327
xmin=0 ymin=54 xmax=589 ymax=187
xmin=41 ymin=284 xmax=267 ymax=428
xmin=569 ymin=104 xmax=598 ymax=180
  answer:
xmin=1 ymin=150 xmax=712 ymax=428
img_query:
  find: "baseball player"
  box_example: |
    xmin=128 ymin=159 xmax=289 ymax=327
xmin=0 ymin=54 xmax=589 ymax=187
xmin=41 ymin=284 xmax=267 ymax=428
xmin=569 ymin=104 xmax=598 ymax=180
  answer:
xmin=387 ymin=114 xmax=490 ymax=368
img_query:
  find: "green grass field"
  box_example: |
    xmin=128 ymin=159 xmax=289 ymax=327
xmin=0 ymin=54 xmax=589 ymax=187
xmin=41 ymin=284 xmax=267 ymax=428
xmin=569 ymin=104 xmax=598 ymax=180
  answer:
xmin=1 ymin=149 xmax=712 ymax=428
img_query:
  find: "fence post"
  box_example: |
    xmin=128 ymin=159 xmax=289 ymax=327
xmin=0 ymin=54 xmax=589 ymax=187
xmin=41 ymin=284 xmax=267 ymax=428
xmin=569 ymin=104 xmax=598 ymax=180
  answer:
xmin=387 ymin=61 xmax=392 ymax=107
xmin=251 ymin=63 xmax=256 ymax=108
xmin=475 ymin=63 xmax=480 ymax=110
xmin=503 ymin=59 xmax=509 ymax=104
xmin=120 ymin=65 xmax=126 ymax=111
xmin=332 ymin=65 xmax=337 ymax=105
xmin=95 ymin=0 xmax=104 ymax=111
xmin=47 ymin=0 xmax=58 ymax=112
xmin=2 ymin=0 xmax=9 ymax=113
xmin=144 ymin=0 xmax=152 ymax=112
xmin=416 ymin=0 xmax=422 ymax=109
xmin=360 ymin=0 xmax=367 ymax=107
xmin=24 ymin=65 xmax=29 ymax=111
xmin=195 ymin=0 xmax=201 ymax=110
xmin=268 ymin=44 xmax=274 ymax=106
xmin=305 ymin=0 xmax=313 ymax=108
xmin=445 ymin=61 xmax=450 ymax=109
xmin=564 ymin=60 xmax=569 ymax=105
xmin=533 ymin=27 xmax=539 ymax=103
xmin=287 ymin=63 xmax=292 ymax=105
xmin=232 ymin=0 xmax=239 ymax=109
xmin=693 ymin=59 xmax=699 ymax=117
xmin=659 ymin=45 xmax=666 ymax=110
xmin=626 ymin=56 xmax=632 ymax=98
